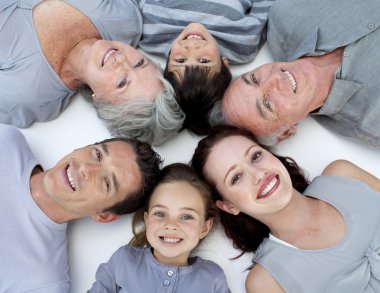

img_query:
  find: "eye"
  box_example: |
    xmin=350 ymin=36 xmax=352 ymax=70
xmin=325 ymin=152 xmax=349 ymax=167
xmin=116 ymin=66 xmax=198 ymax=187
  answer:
xmin=263 ymin=95 xmax=272 ymax=111
xmin=250 ymin=73 xmax=259 ymax=84
xmin=231 ymin=173 xmax=242 ymax=185
xmin=198 ymin=58 xmax=210 ymax=64
xmin=104 ymin=177 xmax=110 ymax=192
xmin=251 ymin=151 xmax=262 ymax=163
xmin=181 ymin=214 xmax=194 ymax=220
xmin=175 ymin=58 xmax=186 ymax=63
xmin=117 ymin=78 xmax=127 ymax=89
xmin=94 ymin=147 xmax=102 ymax=162
xmin=134 ymin=58 xmax=145 ymax=68
xmin=153 ymin=211 xmax=165 ymax=218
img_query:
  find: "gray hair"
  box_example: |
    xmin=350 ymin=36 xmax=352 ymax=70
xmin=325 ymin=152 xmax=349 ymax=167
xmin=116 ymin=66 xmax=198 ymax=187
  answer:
xmin=208 ymin=100 xmax=291 ymax=147
xmin=93 ymin=73 xmax=185 ymax=146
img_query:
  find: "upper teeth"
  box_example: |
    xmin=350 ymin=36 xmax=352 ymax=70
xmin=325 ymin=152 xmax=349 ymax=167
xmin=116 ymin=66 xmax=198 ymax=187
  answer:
xmin=66 ymin=166 xmax=76 ymax=191
xmin=103 ymin=49 xmax=116 ymax=66
xmin=185 ymin=34 xmax=203 ymax=40
xmin=163 ymin=237 xmax=181 ymax=243
xmin=284 ymin=71 xmax=297 ymax=93
xmin=259 ymin=177 xmax=278 ymax=198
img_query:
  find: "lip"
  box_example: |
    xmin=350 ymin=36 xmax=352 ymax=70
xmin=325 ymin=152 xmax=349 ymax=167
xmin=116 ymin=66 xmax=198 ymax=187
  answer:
xmin=101 ymin=48 xmax=117 ymax=67
xmin=159 ymin=236 xmax=183 ymax=247
xmin=182 ymin=32 xmax=205 ymax=41
xmin=64 ymin=164 xmax=77 ymax=192
xmin=282 ymin=69 xmax=297 ymax=93
xmin=257 ymin=174 xmax=279 ymax=200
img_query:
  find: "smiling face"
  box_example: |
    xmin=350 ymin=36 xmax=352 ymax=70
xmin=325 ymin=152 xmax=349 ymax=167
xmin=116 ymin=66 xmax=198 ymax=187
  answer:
xmin=167 ymin=23 xmax=225 ymax=80
xmin=144 ymin=181 xmax=213 ymax=267
xmin=85 ymin=40 xmax=163 ymax=104
xmin=223 ymin=59 xmax=323 ymax=138
xmin=43 ymin=141 xmax=142 ymax=218
xmin=203 ymin=135 xmax=293 ymax=218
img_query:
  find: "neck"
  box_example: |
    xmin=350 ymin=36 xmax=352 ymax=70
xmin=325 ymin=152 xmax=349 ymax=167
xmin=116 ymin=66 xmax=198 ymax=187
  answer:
xmin=259 ymin=190 xmax=321 ymax=244
xmin=30 ymin=169 xmax=72 ymax=224
xmin=303 ymin=47 xmax=343 ymax=111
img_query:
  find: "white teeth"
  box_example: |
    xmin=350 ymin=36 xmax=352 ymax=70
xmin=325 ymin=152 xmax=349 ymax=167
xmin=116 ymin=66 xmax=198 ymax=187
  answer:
xmin=102 ymin=49 xmax=116 ymax=66
xmin=284 ymin=71 xmax=297 ymax=93
xmin=163 ymin=237 xmax=181 ymax=244
xmin=185 ymin=34 xmax=203 ymax=40
xmin=258 ymin=177 xmax=278 ymax=198
xmin=66 ymin=166 xmax=76 ymax=191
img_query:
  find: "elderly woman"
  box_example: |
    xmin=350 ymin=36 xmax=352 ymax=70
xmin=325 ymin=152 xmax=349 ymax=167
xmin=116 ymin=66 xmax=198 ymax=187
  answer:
xmin=191 ymin=125 xmax=380 ymax=293
xmin=0 ymin=0 xmax=184 ymax=145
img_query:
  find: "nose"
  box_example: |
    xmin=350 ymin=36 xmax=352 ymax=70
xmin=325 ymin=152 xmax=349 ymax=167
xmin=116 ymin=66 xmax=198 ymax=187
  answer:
xmin=164 ymin=218 xmax=178 ymax=230
xmin=112 ymin=52 xmax=127 ymax=68
xmin=262 ymin=71 xmax=287 ymax=92
xmin=79 ymin=162 xmax=99 ymax=180
xmin=182 ymin=40 xmax=202 ymax=50
xmin=248 ymin=167 xmax=266 ymax=185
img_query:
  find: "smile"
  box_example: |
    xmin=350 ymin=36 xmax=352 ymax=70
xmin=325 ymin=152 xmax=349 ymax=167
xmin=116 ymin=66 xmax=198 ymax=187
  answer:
xmin=102 ymin=48 xmax=117 ymax=66
xmin=160 ymin=236 xmax=182 ymax=244
xmin=66 ymin=165 xmax=76 ymax=191
xmin=284 ymin=70 xmax=297 ymax=93
xmin=184 ymin=33 xmax=204 ymax=41
xmin=257 ymin=176 xmax=279 ymax=199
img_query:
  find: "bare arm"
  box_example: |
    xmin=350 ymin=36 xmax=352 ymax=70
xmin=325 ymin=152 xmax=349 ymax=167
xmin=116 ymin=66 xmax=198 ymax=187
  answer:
xmin=246 ymin=264 xmax=284 ymax=293
xmin=322 ymin=160 xmax=380 ymax=192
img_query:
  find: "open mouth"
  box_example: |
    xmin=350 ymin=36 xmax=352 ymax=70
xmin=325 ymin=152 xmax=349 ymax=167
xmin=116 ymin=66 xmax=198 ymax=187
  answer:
xmin=283 ymin=70 xmax=297 ymax=93
xmin=257 ymin=175 xmax=279 ymax=199
xmin=102 ymin=48 xmax=117 ymax=66
xmin=66 ymin=165 xmax=76 ymax=191
xmin=160 ymin=236 xmax=183 ymax=244
xmin=183 ymin=33 xmax=205 ymax=41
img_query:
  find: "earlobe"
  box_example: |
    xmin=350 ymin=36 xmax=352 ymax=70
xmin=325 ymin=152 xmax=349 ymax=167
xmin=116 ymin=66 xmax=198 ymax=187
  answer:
xmin=222 ymin=56 xmax=230 ymax=68
xmin=277 ymin=125 xmax=297 ymax=142
xmin=92 ymin=212 xmax=120 ymax=223
xmin=216 ymin=200 xmax=240 ymax=215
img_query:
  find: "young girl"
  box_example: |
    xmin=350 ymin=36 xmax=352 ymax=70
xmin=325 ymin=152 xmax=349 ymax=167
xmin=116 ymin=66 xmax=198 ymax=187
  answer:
xmin=88 ymin=163 xmax=231 ymax=292
xmin=191 ymin=125 xmax=380 ymax=293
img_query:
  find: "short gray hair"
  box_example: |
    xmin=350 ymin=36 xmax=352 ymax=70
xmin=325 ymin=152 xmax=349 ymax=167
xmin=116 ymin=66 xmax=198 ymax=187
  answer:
xmin=208 ymin=100 xmax=291 ymax=147
xmin=93 ymin=73 xmax=185 ymax=146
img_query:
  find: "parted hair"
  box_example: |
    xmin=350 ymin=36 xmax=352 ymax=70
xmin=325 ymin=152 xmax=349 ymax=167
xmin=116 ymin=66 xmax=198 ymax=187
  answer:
xmin=191 ymin=125 xmax=309 ymax=255
xmin=129 ymin=163 xmax=218 ymax=248
xmin=99 ymin=137 xmax=163 ymax=215
xmin=163 ymin=58 xmax=232 ymax=136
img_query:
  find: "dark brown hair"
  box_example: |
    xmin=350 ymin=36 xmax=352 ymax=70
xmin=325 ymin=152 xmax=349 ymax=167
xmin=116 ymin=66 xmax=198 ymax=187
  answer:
xmin=164 ymin=58 xmax=232 ymax=135
xmin=129 ymin=163 xmax=218 ymax=247
xmin=191 ymin=125 xmax=309 ymax=255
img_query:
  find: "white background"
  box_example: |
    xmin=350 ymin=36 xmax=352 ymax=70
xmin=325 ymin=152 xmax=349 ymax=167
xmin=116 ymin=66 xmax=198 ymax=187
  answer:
xmin=20 ymin=44 xmax=380 ymax=292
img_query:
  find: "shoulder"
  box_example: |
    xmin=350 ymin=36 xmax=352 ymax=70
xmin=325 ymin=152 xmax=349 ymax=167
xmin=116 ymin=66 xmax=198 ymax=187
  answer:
xmin=322 ymin=160 xmax=380 ymax=192
xmin=192 ymin=256 xmax=225 ymax=274
xmin=246 ymin=264 xmax=284 ymax=293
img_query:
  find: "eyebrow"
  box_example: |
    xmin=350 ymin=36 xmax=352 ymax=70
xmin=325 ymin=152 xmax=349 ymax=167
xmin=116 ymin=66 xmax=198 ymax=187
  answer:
xmin=150 ymin=205 xmax=200 ymax=215
xmin=241 ymin=73 xmax=252 ymax=85
xmin=100 ymin=143 xmax=120 ymax=195
xmin=241 ymin=73 xmax=268 ymax=120
xmin=223 ymin=144 xmax=257 ymax=183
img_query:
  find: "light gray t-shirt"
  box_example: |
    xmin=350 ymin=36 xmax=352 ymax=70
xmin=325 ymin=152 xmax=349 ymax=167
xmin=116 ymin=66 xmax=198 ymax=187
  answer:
xmin=0 ymin=0 xmax=142 ymax=128
xmin=89 ymin=245 xmax=231 ymax=292
xmin=253 ymin=176 xmax=380 ymax=292
xmin=0 ymin=124 xmax=69 ymax=292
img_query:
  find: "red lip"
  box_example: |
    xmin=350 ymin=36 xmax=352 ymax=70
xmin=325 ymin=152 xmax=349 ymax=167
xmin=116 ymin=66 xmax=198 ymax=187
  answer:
xmin=101 ymin=48 xmax=117 ymax=67
xmin=257 ymin=174 xmax=279 ymax=200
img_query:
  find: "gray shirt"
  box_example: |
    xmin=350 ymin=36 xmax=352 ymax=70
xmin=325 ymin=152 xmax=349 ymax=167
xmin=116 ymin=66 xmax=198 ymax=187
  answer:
xmin=0 ymin=0 xmax=142 ymax=128
xmin=138 ymin=0 xmax=274 ymax=64
xmin=267 ymin=0 xmax=380 ymax=147
xmin=88 ymin=246 xmax=231 ymax=292
xmin=253 ymin=176 xmax=380 ymax=292
xmin=0 ymin=124 xmax=69 ymax=292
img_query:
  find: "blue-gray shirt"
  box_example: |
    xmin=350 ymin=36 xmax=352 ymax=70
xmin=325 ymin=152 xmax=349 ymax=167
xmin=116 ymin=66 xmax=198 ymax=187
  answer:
xmin=0 ymin=0 xmax=142 ymax=128
xmin=267 ymin=0 xmax=380 ymax=147
xmin=138 ymin=0 xmax=274 ymax=64
xmin=88 ymin=246 xmax=231 ymax=293
xmin=253 ymin=176 xmax=380 ymax=292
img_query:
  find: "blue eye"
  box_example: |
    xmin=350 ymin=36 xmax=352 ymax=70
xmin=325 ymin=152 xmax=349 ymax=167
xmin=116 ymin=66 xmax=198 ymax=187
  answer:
xmin=153 ymin=211 xmax=165 ymax=218
xmin=181 ymin=214 xmax=194 ymax=220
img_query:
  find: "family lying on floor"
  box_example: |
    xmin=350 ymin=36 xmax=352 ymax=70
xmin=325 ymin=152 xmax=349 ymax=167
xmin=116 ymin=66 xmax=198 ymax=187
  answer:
xmin=1 ymin=0 xmax=380 ymax=292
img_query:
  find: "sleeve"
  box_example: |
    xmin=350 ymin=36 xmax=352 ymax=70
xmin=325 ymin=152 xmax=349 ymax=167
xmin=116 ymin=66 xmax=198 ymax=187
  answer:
xmin=87 ymin=262 xmax=118 ymax=293
xmin=213 ymin=271 xmax=231 ymax=293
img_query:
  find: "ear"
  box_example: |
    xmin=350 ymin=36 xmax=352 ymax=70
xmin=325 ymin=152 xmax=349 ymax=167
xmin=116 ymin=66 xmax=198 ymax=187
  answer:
xmin=222 ymin=56 xmax=230 ymax=68
xmin=277 ymin=125 xmax=297 ymax=142
xmin=216 ymin=200 xmax=240 ymax=215
xmin=91 ymin=212 xmax=120 ymax=223
xmin=200 ymin=219 xmax=214 ymax=239
xmin=143 ymin=211 xmax=148 ymax=225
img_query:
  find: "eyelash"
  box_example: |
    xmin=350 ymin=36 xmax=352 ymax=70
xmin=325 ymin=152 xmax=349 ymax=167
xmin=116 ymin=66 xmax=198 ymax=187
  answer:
xmin=95 ymin=147 xmax=111 ymax=192
xmin=181 ymin=214 xmax=194 ymax=220
xmin=175 ymin=58 xmax=185 ymax=63
xmin=134 ymin=58 xmax=145 ymax=68
xmin=230 ymin=151 xmax=263 ymax=185
xmin=251 ymin=73 xmax=259 ymax=84
xmin=198 ymin=58 xmax=210 ymax=63
xmin=263 ymin=95 xmax=272 ymax=111
xmin=117 ymin=78 xmax=127 ymax=89
xmin=174 ymin=58 xmax=210 ymax=64
xmin=153 ymin=211 xmax=165 ymax=218
xmin=95 ymin=148 xmax=102 ymax=161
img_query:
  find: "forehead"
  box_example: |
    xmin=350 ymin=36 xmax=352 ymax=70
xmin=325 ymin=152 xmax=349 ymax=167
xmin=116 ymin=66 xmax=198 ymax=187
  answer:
xmin=150 ymin=181 xmax=204 ymax=211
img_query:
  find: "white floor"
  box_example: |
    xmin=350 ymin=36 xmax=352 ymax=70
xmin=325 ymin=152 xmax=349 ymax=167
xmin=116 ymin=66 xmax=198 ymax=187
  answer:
xmin=20 ymin=44 xmax=380 ymax=293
